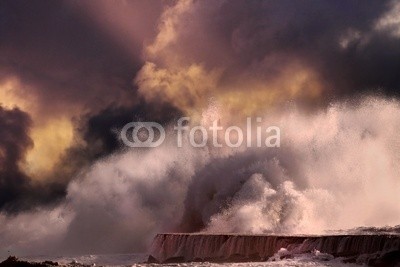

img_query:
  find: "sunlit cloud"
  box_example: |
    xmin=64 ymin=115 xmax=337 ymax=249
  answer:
xmin=0 ymin=78 xmax=75 ymax=179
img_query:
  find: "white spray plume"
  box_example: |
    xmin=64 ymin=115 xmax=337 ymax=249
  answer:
xmin=1 ymin=97 xmax=400 ymax=256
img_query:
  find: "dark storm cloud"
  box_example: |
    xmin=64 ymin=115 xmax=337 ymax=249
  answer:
xmin=151 ymin=0 xmax=400 ymax=99
xmin=81 ymin=101 xmax=182 ymax=158
xmin=0 ymin=107 xmax=32 ymax=210
xmin=0 ymin=0 xmax=150 ymax=113
xmin=235 ymin=0 xmax=400 ymax=97
xmin=0 ymin=106 xmax=71 ymax=212
xmin=0 ymin=0 xmax=171 ymax=211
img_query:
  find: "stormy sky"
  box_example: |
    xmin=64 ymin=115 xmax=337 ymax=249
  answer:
xmin=0 ymin=0 xmax=178 ymax=211
xmin=1 ymin=0 xmax=400 ymax=255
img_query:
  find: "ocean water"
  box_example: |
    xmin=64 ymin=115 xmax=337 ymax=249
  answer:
xmin=19 ymin=227 xmax=400 ymax=266
xmin=20 ymin=253 xmax=358 ymax=267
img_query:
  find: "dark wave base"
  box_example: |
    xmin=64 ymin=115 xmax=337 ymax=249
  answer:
xmin=148 ymin=233 xmax=400 ymax=265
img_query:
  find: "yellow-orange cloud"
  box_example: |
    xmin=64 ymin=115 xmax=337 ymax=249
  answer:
xmin=136 ymin=61 xmax=322 ymax=121
xmin=136 ymin=0 xmax=324 ymax=121
xmin=23 ymin=117 xmax=74 ymax=179
xmin=0 ymin=78 xmax=75 ymax=180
